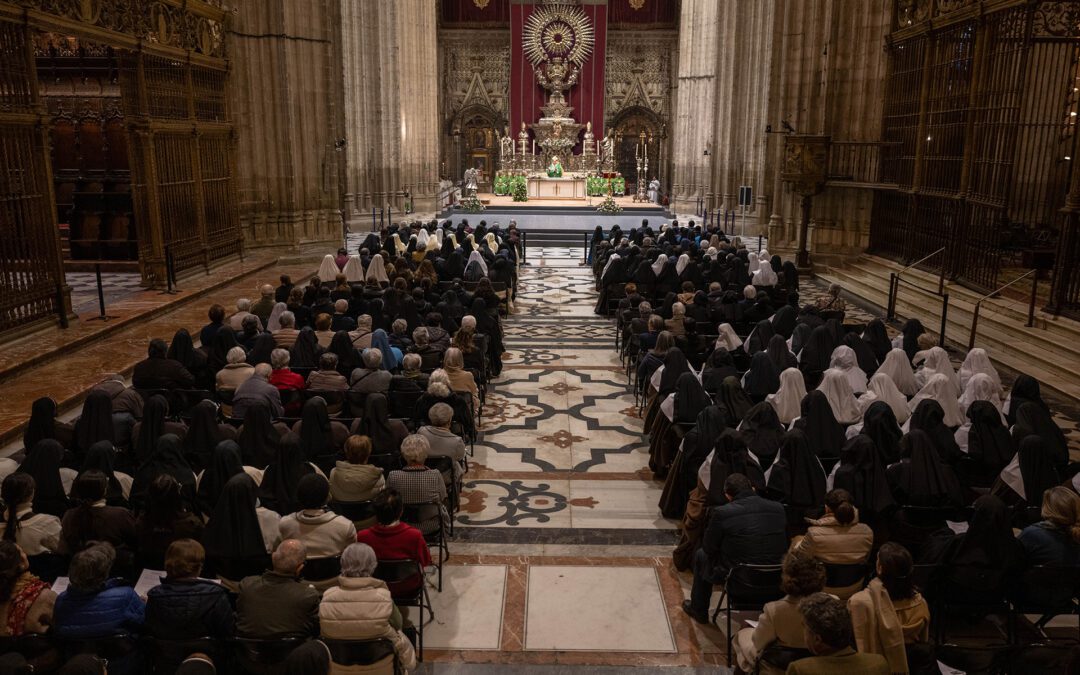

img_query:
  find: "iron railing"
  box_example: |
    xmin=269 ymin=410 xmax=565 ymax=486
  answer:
xmin=968 ymin=269 xmax=1039 ymax=350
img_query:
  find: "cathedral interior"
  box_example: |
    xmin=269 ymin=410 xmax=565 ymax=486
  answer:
xmin=0 ymin=0 xmax=1079 ymax=673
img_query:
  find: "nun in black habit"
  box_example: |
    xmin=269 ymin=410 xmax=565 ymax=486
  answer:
xmin=765 ymin=429 xmax=826 ymax=522
xmin=739 ymin=402 xmax=786 ymax=468
xmin=660 ymin=406 xmax=730 ymax=520
xmin=793 ymin=390 xmax=847 ymax=467
xmin=742 ymin=352 xmax=780 ymax=403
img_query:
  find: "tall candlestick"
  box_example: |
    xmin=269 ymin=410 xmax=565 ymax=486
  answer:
xmin=532 ymin=140 xmax=536 ymax=155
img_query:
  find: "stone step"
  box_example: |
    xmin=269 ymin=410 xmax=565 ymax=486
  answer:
xmin=843 ymin=257 xmax=1077 ymax=343
xmin=828 ymin=258 xmax=1080 ymax=363
xmin=815 ymin=257 xmax=1080 ymax=405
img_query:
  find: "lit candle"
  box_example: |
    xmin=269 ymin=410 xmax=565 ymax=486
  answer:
xmin=532 ymin=140 xmax=536 ymax=154
xmin=596 ymin=140 xmax=600 ymax=154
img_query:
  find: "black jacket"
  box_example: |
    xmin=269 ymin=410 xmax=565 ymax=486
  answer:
xmin=145 ymin=577 xmax=234 ymax=640
xmin=702 ymin=489 xmax=788 ymax=577
xmin=132 ymin=357 xmax=195 ymax=391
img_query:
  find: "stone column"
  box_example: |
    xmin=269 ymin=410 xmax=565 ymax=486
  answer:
xmin=670 ymin=0 xmax=721 ymax=214
xmin=229 ymin=0 xmax=345 ymax=247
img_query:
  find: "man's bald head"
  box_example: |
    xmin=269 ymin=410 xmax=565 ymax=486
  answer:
xmin=272 ymin=539 xmax=307 ymax=576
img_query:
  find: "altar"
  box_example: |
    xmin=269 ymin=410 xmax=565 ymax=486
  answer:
xmin=528 ymin=176 xmax=587 ymax=200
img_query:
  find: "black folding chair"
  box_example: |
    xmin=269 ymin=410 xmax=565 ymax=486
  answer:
xmin=233 ymin=636 xmax=308 ymax=675
xmin=323 ymin=637 xmax=401 ymax=674
xmin=823 ymin=561 xmax=868 ymax=595
xmin=374 ymin=559 xmax=432 ymax=662
xmin=401 ymin=503 xmax=448 ymax=591
xmin=301 ymin=555 xmax=342 ymax=584
xmin=425 ymin=455 xmax=461 ymax=530
xmin=143 ymin=636 xmax=224 ymax=674
xmin=1010 ymin=564 xmax=1080 ymax=643
xmin=711 ymin=563 xmax=784 ymax=663
xmin=755 ymin=642 xmax=812 ymax=674
xmin=330 ymin=500 xmax=377 ymax=528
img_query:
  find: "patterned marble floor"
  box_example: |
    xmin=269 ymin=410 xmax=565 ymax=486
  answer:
xmin=432 ymin=247 xmax=727 ymax=669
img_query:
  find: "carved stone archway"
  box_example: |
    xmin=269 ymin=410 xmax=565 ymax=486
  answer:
xmin=449 ymin=104 xmax=506 ymax=191
xmin=608 ymin=105 xmax=665 ymax=196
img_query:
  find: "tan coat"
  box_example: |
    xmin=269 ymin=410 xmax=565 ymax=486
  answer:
xmin=733 ymin=595 xmax=810 ymax=674
xmin=272 ymin=328 xmax=300 ymax=349
xmin=443 ymin=366 xmax=479 ymax=411
xmin=216 ymin=363 xmax=255 ymax=392
xmin=320 ymin=576 xmax=416 ymax=674
xmin=329 ymin=462 xmax=386 ymax=504
xmin=848 ymin=578 xmax=919 ymax=675
xmin=791 ymin=512 xmax=873 ymax=599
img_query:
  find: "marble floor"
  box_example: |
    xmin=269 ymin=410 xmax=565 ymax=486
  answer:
xmin=431 ymin=247 xmax=728 ymax=669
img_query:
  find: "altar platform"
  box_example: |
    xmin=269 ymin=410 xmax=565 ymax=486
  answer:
xmin=442 ymin=194 xmax=674 ymax=232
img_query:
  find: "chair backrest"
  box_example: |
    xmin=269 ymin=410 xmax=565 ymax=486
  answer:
xmin=824 ymin=561 xmax=868 ymax=589
xmin=27 ymin=553 xmax=69 ymax=583
xmin=373 ymin=558 xmax=423 ymax=585
xmin=302 ymin=555 xmax=342 ymax=582
xmin=389 ymin=389 xmax=424 ymax=418
xmin=346 ymin=390 xmax=369 ymax=415
xmin=724 ymin=564 xmax=784 ymax=609
xmin=401 ymin=503 xmax=441 ymax=534
xmin=233 ymin=636 xmax=307 ymax=665
xmin=307 ymin=389 xmax=346 ymax=407
xmin=758 ymin=642 xmax=812 ymax=671
xmin=210 ymin=554 xmax=271 ymax=582
xmin=329 ymin=500 xmax=376 ymax=523
xmin=323 ymin=637 xmax=397 ymax=668
xmin=1015 ymin=564 xmax=1080 ymax=611
xmin=145 ymin=637 xmax=224 ymax=668
xmin=425 ymin=456 xmax=454 ymax=476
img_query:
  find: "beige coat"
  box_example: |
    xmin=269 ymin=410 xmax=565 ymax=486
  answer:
xmin=320 ymin=576 xmax=416 ymax=674
xmin=444 ymin=366 xmax=479 ymax=410
xmin=848 ymin=578 xmax=918 ymax=675
xmin=733 ymin=595 xmax=810 ymax=674
xmin=216 ymin=363 xmax=255 ymax=392
xmin=791 ymin=512 xmax=873 ymax=599
xmin=272 ymin=328 xmax=300 ymax=349
xmin=329 ymin=462 xmax=386 ymax=503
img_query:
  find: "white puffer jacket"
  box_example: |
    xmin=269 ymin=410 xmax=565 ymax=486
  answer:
xmin=319 ymin=576 xmax=417 ymax=673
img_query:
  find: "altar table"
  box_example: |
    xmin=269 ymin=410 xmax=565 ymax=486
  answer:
xmin=527 ymin=176 xmax=587 ymax=200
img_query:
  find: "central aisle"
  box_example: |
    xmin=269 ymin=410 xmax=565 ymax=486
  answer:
xmin=422 ymin=246 xmax=729 ymax=671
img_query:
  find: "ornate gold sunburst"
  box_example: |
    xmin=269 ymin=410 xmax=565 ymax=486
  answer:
xmin=629 ymin=0 xmax=646 ymax=9
xmin=523 ymin=3 xmax=595 ymax=67
xmin=473 ymin=0 xmax=490 ymax=9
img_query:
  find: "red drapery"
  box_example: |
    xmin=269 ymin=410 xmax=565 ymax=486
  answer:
xmin=510 ymin=2 xmax=607 ymax=152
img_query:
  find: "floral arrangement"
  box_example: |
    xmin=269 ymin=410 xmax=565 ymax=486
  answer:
xmin=460 ymin=195 xmax=486 ymax=213
xmin=511 ymin=176 xmax=529 ymax=202
xmin=596 ymin=195 xmax=622 ymax=214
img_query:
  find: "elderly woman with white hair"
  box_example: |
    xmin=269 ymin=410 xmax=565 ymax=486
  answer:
xmin=319 ymin=542 xmax=417 ymax=673
xmin=215 ymin=345 xmax=255 ymax=394
xmin=441 ymin=347 xmax=480 ymax=411
xmin=386 ymin=435 xmax=448 ymax=536
xmin=414 ymin=370 xmax=474 ymax=439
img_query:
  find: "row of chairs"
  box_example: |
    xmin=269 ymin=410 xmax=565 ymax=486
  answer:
xmin=713 ymin=562 xmax=1080 ymax=668
xmin=1 ymin=633 xmax=408 ymax=675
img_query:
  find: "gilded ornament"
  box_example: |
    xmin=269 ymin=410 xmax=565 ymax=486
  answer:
xmin=523 ymin=3 xmax=594 ymax=67
xmin=629 ymin=0 xmax=645 ymax=10
xmin=473 ymin=0 xmax=490 ymax=8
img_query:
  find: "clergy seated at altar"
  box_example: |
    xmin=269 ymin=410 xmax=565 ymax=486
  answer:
xmin=546 ymin=157 xmax=564 ymax=178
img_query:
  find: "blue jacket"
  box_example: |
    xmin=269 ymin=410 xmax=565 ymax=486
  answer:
xmin=53 ymin=579 xmax=145 ymax=639
xmin=1018 ymin=521 xmax=1079 ymax=567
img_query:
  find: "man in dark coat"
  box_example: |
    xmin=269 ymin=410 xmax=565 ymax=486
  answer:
xmin=236 ymin=539 xmax=320 ymax=638
xmin=682 ymin=473 xmax=788 ymax=623
xmin=131 ymin=339 xmax=195 ymax=391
